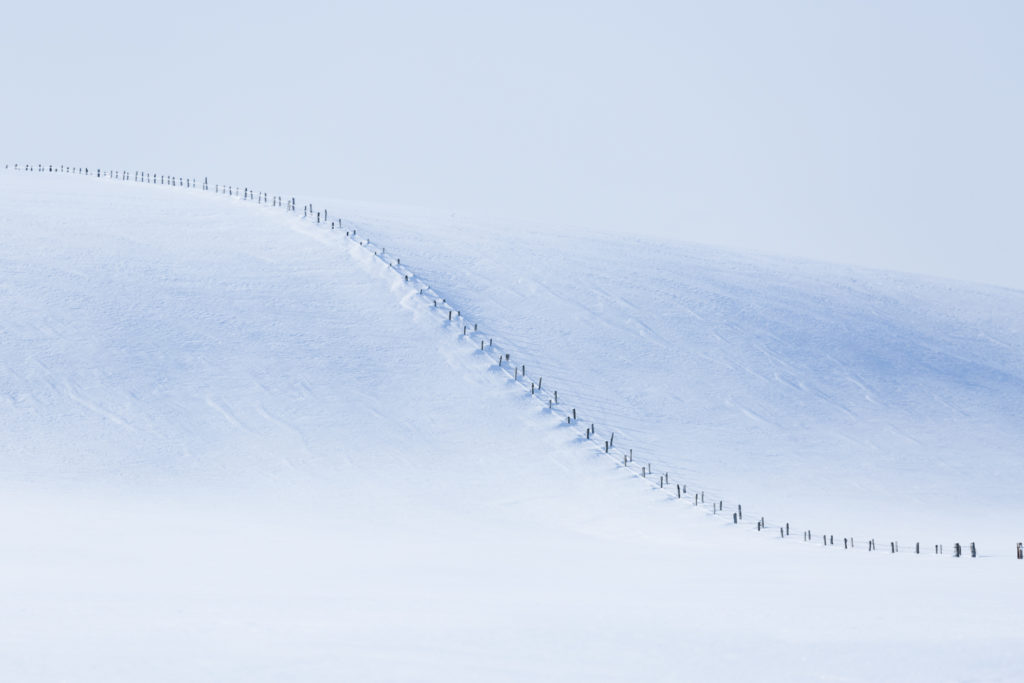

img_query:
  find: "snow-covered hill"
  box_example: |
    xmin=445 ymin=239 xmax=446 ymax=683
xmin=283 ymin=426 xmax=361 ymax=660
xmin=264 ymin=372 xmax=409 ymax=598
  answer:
xmin=1 ymin=168 xmax=1022 ymax=682
xmin=327 ymin=198 xmax=1024 ymax=551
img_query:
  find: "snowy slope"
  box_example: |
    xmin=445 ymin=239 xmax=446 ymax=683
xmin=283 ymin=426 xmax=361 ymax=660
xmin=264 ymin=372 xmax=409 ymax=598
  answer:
xmin=323 ymin=198 xmax=1024 ymax=551
xmin=1 ymin=168 xmax=1023 ymax=682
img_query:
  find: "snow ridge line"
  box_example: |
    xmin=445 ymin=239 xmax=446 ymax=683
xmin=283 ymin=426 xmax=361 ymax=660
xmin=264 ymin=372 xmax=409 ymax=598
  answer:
xmin=3 ymin=162 xmax=1003 ymax=561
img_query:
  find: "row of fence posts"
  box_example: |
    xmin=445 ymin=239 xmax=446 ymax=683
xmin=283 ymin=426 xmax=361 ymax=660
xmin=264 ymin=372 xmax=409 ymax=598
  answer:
xmin=5 ymin=163 xmax=302 ymax=215
xmin=297 ymin=180 xmax=1024 ymax=562
xmin=10 ymin=161 xmax=1022 ymax=561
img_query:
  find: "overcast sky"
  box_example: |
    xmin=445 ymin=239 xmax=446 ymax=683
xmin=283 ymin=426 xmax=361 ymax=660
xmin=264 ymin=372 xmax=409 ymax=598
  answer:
xmin=3 ymin=1 xmax=1022 ymax=288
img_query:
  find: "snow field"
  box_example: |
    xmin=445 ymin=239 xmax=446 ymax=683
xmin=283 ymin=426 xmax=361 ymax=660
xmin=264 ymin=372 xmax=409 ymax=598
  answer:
xmin=1 ymin=166 xmax=1023 ymax=681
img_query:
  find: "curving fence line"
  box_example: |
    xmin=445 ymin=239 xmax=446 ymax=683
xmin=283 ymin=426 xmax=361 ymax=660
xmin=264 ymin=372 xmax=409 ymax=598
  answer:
xmin=4 ymin=161 xmax=1020 ymax=562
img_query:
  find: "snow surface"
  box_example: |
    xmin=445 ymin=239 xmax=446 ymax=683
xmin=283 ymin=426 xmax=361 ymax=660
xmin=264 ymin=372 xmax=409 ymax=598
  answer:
xmin=323 ymin=197 xmax=1024 ymax=551
xmin=1 ymin=168 xmax=1023 ymax=681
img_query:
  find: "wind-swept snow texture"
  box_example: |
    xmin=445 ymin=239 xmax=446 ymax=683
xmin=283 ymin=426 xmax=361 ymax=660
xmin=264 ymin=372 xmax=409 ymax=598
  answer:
xmin=1 ymin=168 xmax=1023 ymax=682
xmin=331 ymin=199 xmax=1024 ymax=551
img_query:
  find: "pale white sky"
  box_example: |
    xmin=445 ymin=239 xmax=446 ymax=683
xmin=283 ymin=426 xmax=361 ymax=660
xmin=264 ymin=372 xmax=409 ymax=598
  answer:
xmin=3 ymin=1 xmax=1022 ymax=288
